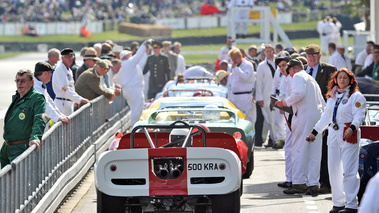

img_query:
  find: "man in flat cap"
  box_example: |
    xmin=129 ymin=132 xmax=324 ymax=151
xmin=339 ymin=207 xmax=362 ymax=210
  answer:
xmin=52 ymin=48 xmax=89 ymax=115
xmin=305 ymin=44 xmax=337 ymax=194
xmin=274 ymin=55 xmax=293 ymax=188
xmin=75 ymin=59 xmax=115 ymax=105
xmin=34 ymin=62 xmax=69 ymax=126
xmin=116 ymin=39 xmax=152 ymax=125
xmin=162 ymin=41 xmax=178 ymax=79
xmin=276 ymin=58 xmax=325 ymax=197
xmin=1 ymin=69 xmax=46 ymax=168
xmin=143 ymin=41 xmax=171 ymax=99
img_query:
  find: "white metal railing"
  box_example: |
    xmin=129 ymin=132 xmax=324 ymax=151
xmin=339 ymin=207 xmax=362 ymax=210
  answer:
xmin=0 ymin=95 xmax=131 ymax=213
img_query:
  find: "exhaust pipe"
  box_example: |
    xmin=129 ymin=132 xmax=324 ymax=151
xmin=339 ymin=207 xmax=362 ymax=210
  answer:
xmin=169 ymin=161 xmax=182 ymax=178
xmin=155 ymin=163 xmax=169 ymax=178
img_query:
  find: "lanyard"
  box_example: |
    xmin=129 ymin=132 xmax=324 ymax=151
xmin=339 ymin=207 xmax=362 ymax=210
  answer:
xmin=332 ymin=93 xmax=345 ymax=124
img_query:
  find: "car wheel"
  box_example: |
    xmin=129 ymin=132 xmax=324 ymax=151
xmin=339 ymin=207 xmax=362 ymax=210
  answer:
xmin=243 ymin=153 xmax=254 ymax=179
xmin=97 ymin=189 xmax=125 ymax=213
xmin=211 ymin=188 xmax=240 ymax=213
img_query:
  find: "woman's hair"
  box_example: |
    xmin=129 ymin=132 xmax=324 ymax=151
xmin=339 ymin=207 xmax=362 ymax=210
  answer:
xmin=326 ymin=68 xmax=358 ymax=99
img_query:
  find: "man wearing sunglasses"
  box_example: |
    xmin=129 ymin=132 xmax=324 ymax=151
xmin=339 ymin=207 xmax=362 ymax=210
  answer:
xmin=52 ymin=48 xmax=89 ymax=116
xmin=1 ymin=69 xmax=46 ymax=168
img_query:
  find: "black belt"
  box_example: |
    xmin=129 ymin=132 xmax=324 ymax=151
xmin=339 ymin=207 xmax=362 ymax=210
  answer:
xmin=233 ymin=91 xmax=252 ymax=95
xmin=56 ymin=97 xmax=72 ymax=102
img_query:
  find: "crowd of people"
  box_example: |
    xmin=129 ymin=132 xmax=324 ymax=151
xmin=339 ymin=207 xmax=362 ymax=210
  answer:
xmin=214 ymin=36 xmax=378 ymax=212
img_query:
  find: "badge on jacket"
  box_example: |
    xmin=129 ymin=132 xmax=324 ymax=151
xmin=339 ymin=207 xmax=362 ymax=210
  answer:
xmin=355 ymin=102 xmax=361 ymax=108
xmin=19 ymin=112 xmax=25 ymax=120
xmin=342 ymin=99 xmax=348 ymax=104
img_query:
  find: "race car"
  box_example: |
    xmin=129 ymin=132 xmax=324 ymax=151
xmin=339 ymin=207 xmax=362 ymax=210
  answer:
xmin=139 ymin=96 xmax=246 ymax=121
xmin=134 ymin=107 xmax=254 ymax=179
xmin=155 ymin=77 xmax=229 ymax=99
xmin=95 ymin=122 xmax=244 ymax=213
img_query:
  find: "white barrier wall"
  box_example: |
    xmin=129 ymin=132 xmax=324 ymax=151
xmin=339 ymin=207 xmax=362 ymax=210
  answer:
xmin=156 ymin=12 xmax=292 ymax=29
xmin=0 ymin=21 xmax=103 ymax=36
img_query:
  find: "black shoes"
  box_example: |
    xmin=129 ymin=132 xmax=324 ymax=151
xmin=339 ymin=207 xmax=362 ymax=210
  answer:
xmin=274 ymin=140 xmax=285 ymax=149
xmin=277 ymin=181 xmax=292 ymax=188
xmin=329 ymin=206 xmax=345 ymax=213
xmin=264 ymin=142 xmax=273 ymax=148
xmin=283 ymin=184 xmax=307 ymax=194
xmin=319 ymin=183 xmax=331 ymax=194
xmin=305 ymin=189 xmax=319 ymax=197
xmin=339 ymin=208 xmax=357 ymax=213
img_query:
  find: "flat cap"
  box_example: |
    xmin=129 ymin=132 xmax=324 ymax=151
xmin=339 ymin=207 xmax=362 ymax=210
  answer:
xmin=152 ymin=41 xmax=162 ymax=48
xmin=101 ymin=43 xmax=112 ymax=52
xmin=35 ymin=62 xmax=54 ymax=73
xmin=80 ymin=47 xmax=89 ymax=56
xmin=61 ymin=48 xmax=74 ymax=55
xmin=286 ymin=58 xmax=304 ymax=73
xmin=96 ymin=59 xmax=109 ymax=69
xmin=104 ymin=59 xmax=113 ymax=68
xmin=275 ymin=56 xmax=290 ymax=65
xmin=305 ymin=44 xmax=321 ymax=54
xmin=374 ymin=50 xmax=379 ymax=54
xmin=284 ymin=47 xmax=296 ymax=55
xmin=297 ymin=56 xmax=308 ymax=67
xmin=290 ymin=53 xmax=300 ymax=59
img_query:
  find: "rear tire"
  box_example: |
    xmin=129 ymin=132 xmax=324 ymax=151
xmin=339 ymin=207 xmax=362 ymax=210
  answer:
xmin=211 ymin=188 xmax=240 ymax=213
xmin=97 ymin=189 xmax=125 ymax=213
xmin=243 ymin=153 xmax=254 ymax=179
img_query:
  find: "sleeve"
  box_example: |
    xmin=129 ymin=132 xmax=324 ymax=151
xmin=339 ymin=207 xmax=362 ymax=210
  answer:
xmin=230 ymin=62 xmax=254 ymax=84
xmin=143 ymin=57 xmax=150 ymax=75
xmin=356 ymin=64 xmax=372 ymax=77
xmin=164 ymin=56 xmax=171 ymax=82
xmin=363 ymin=55 xmax=372 ymax=68
xmin=130 ymin=44 xmax=147 ymax=67
xmin=314 ymin=98 xmax=334 ymax=133
xmin=30 ymin=94 xmax=46 ymax=142
xmin=87 ymin=75 xmax=114 ymax=100
xmin=271 ymin=69 xmax=281 ymax=95
xmin=176 ymin=55 xmax=186 ymax=75
xmin=52 ymin=68 xmax=83 ymax=103
xmin=45 ymin=92 xmax=63 ymax=123
xmin=227 ymin=0 xmax=235 ymax=9
xmin=358 ymin=172 xmax=379 ymax=213
xmin=284 ymin=74 xmax=306 ymax=106
xmin=350 ymin=92 xmax=366 ymax=129
xmin=255 ymin=63 xmax=265 ymax=101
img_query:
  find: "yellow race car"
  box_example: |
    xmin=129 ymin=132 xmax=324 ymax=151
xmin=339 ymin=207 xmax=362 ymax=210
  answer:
xmin=139 ymin=96 xmax=246 ymax=121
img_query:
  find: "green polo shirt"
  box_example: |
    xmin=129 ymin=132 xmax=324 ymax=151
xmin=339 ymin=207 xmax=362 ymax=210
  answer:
xmin=3 ymin=88 xmax=46 ymax=143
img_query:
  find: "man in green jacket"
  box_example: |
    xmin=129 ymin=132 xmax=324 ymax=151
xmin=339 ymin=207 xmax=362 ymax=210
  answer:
xmin=1 ymin=69 xmax=46 ymax=169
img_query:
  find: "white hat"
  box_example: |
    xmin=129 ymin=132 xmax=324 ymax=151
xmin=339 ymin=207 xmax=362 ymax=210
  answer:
xmin=113 ymin=45 xmax=123 ymax=53
xmin=120 ymin=50 xmax=132 ymax=60
xmin=337 ymin=44 xmax=345 ymax=49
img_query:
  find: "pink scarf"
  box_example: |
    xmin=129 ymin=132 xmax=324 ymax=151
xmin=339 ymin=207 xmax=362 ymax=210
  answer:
xmin=330 ymin=85 xmax=350 ymax=99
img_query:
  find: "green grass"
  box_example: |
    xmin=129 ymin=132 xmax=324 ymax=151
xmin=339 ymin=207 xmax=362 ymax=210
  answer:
xmin=0 ymin=21 xmax=318 ymax=43
xmin=0 ymin=52 xmax=23 ymax=59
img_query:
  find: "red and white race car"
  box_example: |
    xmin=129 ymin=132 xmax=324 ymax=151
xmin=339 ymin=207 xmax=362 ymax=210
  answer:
xmin=95 ymin=122 xmax=247 ymax=213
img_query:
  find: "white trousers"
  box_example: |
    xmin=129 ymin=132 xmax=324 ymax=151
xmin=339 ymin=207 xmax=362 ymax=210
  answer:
xmin=260 ymin=104 xmax=276 ymax=143
xmin=328 ymin=129 xmax=360 ymax=209
xmin=231 ymin=94 xmax=255 ymax=124
xmin=54 ymin=99 xmax=74 ymax=116
xmin=284 ymin=113 xmax=292 ymax=182
xmin=123 ymin=87 xmax=145 ymax=126
xmin=234 ymin=9 xmax=250 ymax=35
xmin=274 ymin=108 xmax=286 ymax=141
xmin=291 ymin=114 xmax=322 ymax=186
xmin=321 ymin=34 xmax=333 ymax=55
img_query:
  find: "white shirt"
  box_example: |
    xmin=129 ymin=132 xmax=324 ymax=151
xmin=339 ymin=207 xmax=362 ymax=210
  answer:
xmin=218 ymin=46 xmax=235 ymax=64
xmin=329 ymin=51 xmax=352 ymax=70
xmin=355 ymin=49 xmax=368 ymax=66
xmin=115 ymin=44 xmax=147 ymax=89
xmin=183 ymin=66 xmax=213 ymax=78
xmin=271 ymin=68 xmax=282 ymax=96
xmin=256 ymin=58 xmax=276 ymax=103
xmin=175 ymin=54 xmax=186 ymax=76
xmin=52 ymin=62 xmax=83 ymax=104
xmin=34 ymin=77 xmax=65 ymax=123
xmin=358 ymin=172 xmax=379 ymax=213
xmin=363 ymin=53 xmax=373 ymax=68
xmin=229 ymin=59 xmax=255 ymax=94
